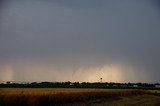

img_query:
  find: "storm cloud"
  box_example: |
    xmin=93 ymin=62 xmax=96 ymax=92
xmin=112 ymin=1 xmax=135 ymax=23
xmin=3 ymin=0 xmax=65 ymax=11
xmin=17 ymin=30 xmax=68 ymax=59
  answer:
xmin=0 ymin=0 xmax=160 ymax=83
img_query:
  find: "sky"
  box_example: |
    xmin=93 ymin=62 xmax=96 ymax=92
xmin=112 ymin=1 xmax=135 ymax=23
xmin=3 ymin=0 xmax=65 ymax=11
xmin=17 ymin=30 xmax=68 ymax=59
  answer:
xmin=0 ymin=0 xmax=160 ymax=83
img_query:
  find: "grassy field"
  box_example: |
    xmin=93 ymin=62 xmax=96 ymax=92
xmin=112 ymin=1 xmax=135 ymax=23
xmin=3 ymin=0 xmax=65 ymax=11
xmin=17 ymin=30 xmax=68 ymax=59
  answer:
xmin=0 ymin=88 xmax=159 ymax=106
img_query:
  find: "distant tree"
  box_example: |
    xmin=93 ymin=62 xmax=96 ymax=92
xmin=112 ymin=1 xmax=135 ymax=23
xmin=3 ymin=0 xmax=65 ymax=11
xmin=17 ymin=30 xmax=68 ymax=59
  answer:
xmin=6 ymin=81 xmax=11 ymax=84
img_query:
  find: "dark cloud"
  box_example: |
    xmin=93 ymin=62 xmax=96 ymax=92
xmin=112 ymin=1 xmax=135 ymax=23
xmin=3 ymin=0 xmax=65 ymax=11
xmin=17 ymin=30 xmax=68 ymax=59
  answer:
xmin=0 ymin=0 xmax=160 ymax=82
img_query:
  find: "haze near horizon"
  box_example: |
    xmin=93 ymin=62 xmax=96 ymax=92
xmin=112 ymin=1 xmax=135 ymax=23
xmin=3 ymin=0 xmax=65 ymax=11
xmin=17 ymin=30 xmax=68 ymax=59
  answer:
xmin=0 ymin=0 xmax=160 ymax=83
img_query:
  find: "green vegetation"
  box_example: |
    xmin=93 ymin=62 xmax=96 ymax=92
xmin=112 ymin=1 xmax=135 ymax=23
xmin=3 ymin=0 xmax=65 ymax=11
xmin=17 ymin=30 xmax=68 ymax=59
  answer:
xmin=0 ymin=82 xmax=159 ymax=90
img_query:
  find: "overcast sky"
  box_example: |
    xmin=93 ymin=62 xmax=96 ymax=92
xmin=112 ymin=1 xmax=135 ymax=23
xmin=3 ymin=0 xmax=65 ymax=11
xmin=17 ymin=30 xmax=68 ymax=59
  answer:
xmin=0 ymin=0 xmax=160 ymax=83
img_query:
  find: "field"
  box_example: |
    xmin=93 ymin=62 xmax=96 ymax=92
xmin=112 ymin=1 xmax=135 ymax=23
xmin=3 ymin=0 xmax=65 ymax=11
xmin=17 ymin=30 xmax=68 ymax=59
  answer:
xmin=0 ymin=88 xmax=160 ymax=106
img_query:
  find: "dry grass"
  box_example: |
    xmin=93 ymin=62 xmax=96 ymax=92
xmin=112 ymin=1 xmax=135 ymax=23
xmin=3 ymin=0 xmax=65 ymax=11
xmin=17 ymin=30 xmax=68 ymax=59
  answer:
xmin=0 ymin=88 xmax=158 ymax=106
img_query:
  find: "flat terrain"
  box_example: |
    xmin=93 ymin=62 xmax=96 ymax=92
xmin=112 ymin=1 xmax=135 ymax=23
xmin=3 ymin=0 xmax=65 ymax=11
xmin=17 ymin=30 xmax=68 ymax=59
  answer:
xmin=83 ymin=95 xmax=160 ymax=106
xmin=0 ymin=88 xmax=145 ymax=94
xmin=0 ymin=88 xmax=159 ymax=106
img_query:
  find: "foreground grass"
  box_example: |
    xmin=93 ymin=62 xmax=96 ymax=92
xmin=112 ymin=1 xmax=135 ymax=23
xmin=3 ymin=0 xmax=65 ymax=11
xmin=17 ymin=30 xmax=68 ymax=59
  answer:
xmin=0 ymin=88 xmax=159 ymax=106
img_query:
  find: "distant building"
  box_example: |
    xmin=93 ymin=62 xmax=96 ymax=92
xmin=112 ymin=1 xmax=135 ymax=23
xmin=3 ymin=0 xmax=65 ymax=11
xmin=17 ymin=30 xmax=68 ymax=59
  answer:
xmin=106 ymin=84 xmax=109 ymax=87
xmin=113 ymin=85 xmax=117 ymax=87
xmin=70 ymin=83 xmax=74 ymax=86
xmin=133 ymin=85 xmax=138 ymax=87
xmin=155 ymin=85 xmax=160 ymax=88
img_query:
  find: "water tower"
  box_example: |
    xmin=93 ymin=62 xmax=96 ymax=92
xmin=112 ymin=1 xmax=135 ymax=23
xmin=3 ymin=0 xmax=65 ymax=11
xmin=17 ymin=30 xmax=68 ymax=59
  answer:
xmin=100 ymin=77 xmax=102 ymax=83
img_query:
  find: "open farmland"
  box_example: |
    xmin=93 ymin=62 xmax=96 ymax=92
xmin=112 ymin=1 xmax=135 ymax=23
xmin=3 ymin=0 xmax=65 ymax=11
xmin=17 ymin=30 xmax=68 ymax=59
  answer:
xmin=0 ymin=88 xmax=160 ymax=106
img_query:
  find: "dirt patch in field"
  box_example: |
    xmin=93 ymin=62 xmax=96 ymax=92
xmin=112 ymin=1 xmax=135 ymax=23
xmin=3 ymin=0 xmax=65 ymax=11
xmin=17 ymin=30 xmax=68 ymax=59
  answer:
xmin=61 ymin=95 xmax=160 ymax=106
